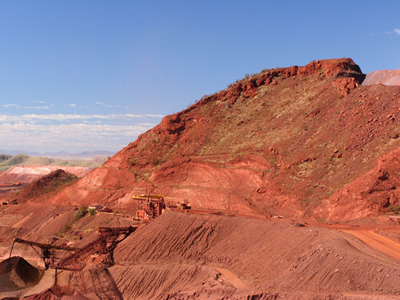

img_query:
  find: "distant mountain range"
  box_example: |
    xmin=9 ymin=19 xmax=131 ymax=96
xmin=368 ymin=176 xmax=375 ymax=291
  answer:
xmin=0 ymin=149 xmax=115 ymax=160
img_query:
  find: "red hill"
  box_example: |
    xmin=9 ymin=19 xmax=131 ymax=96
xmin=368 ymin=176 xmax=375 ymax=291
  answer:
xmin=49 ymin=58 xmax=400 ymax=221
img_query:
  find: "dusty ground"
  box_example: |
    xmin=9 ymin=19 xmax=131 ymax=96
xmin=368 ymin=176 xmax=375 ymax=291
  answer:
xmin=0 ymin=206 xmax=399 ymax=299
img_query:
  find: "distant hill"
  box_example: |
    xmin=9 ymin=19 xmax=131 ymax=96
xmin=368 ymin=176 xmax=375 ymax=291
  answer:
xmin=0 ymin=150 xmax=115 ymax=160
xmin=9 ymin=169 xmax=80 ymax=203
xmin=0 ymin=153 xmax=109 ymax=172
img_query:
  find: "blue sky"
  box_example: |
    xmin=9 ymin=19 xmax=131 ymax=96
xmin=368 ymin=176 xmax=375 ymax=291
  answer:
xmin=0 ymin=0 xmax=399 ymax=153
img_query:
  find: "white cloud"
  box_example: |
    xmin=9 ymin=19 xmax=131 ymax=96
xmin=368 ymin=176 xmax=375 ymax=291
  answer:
xmin=3 ymin=103 xmax=21 ymax=109
xmin=3 ymin=103 xmax=50 ymax=110
xmin=25 ymin=106 xmax=50 ymax=110
xmin=0 ymin=122 xmax=157 ymax=152
xmin=94 ymin=101 xmax=121 ymax=108
xmin=0 ymin=113 xmax=164 ymax=152
xmin=0 ymin=113 xmax=164 ymax=123
xmin=68 ymin=103 xmax=77 ymax=107
xmin=368 ymin=29 xmax=400 ymax=37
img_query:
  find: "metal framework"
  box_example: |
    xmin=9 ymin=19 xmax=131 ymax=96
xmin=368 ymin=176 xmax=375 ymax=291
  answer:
xmin=90 ymin=265 xmax=123 ymax=300
xmin=9 ymin=237 xmax=78 ymax=269
xmin=132 ymin=195 xmax=166 ymax=221
xmin=56 ymin=226 xmax=137 ymax=271
xmin=10 ymin=225 xmax=138 ymax=293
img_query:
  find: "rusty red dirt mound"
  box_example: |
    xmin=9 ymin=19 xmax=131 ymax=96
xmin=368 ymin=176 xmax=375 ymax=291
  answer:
xmin=5 ymin=169 xmax=79 ymax=204
xmin=0 ymin=203 xmax=75 ymax=245
xmin=0 ymin=166 xmax=91 ymax=185
xmin=363 ymin=70 xmax=400 ymax=86
xmin=21 ymin=285 xmax=89 ymax=300
xmin=106 ymin=212 xmax=400 ymax=299
xmin=0 ymin=256 xmax=44 ymax=292
xmin=45 ymin=58 xmax=400 ymax=222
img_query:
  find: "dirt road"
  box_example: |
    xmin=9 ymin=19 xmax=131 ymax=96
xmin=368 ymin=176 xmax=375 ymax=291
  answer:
xmin=342 ymin=229 xmax=400 ymax=261
xmin=343 ymin=293 xmax=400 ymax=299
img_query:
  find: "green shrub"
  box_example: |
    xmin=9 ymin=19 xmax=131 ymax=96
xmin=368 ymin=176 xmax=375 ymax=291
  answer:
xmin=0 ymin=154 xmax=12 ymax=163
xmin=61 ymin=223 xmax=71 ymax=233
xmin=74 ymin=206 xmax=88 ymax=220
xmin=389 ymin=205 xmax=400 ymax=215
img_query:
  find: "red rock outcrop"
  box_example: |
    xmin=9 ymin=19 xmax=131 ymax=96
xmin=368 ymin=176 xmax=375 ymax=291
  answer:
xmin=316 ymin=146 xmax=400 ymax=220
xmin=48 ymin=58 xmax=400 ymax=221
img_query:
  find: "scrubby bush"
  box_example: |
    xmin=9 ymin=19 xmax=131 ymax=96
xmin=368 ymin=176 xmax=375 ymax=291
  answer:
xmin=61 ymin=223 xmax=71 ymax=233
xmin=0 ymin=154 xmax=12 ymax=163
xmin=389 ymin=205 xmax=400 ymax=215
xmin=74 ymin=206 xmax=88 ymax=220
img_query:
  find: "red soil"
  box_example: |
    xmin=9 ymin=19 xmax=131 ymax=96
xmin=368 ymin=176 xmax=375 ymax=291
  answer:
xmin=22 ymin=285 xmax=89 ymax=300
xmin=1 ymin=210 xmax=399 ymax=299
xmin=0 ymin=256 xmax=43 ymax=292
xmin=2 ymin=169 xmax=79 ymax=205
xmin=108 ymin=212 xmax=400 ymax=299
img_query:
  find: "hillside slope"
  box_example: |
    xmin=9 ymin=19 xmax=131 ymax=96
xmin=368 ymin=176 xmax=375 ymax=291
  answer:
xmin=3 ymin=169 xmax=79 ymax=205
xmin=50 ymin=58 xmax=400 ymax=221
xmin=108 ymin=212 xmax=400 ymax=299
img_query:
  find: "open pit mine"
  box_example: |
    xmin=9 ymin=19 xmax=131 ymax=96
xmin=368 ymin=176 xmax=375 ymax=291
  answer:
xmin=1 ymin=58 xmax=400 ymax=299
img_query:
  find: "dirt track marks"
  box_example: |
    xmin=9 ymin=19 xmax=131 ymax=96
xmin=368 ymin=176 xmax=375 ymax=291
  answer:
xmin=213 ymin=267 xmax=247 ymax=290
xmin=343 ymin=230 xmax=400 ymax=261
xmin=343 ymin=293 xmax=400 ymax=299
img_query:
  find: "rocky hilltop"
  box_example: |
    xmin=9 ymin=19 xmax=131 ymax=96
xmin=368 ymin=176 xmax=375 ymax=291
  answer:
xmin=48 ymin=58 xmax=400 ymax=221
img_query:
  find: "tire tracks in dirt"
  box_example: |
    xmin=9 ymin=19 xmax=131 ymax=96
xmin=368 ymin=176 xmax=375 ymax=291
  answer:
xmin=341 ymin=229 xmax=400 ymax=262
xmin=342 ymin=293 xmax=400 ymax=299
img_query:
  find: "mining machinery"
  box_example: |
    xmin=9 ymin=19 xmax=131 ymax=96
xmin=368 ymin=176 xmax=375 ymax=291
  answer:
xmin=56 ymin=226 xmax=137 ymax=271
xmin=132 ymin=194 xmax=166 ymax=221
xmin=9 ymin=237 xmax=78 ymax=269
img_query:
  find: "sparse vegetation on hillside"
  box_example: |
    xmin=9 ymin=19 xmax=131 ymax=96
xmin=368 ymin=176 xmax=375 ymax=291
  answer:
xmin=0 ymin=154 xmax=30 ymax=170
xmin=112 ymin=59 xmax=400 ymax=220
xmin=74 ymin=205 xmax=88 ymax=220
xmin=14 ymin=59 xmax=400 ymax=221
xmin=15 ymin=169 xmax=79 ymax=200
xmin=0 ymin=154 xmax=12 ymax=163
